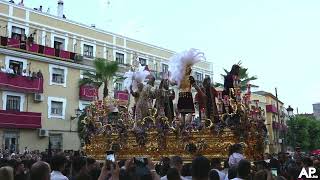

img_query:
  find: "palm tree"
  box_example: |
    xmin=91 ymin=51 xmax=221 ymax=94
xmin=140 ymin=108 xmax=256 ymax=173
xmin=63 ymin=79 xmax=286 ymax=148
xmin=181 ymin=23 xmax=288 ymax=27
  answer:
xmin=79 ymin=58 xmax=119 ymax=98
xmin=214 ymin=62 xmax=258 ymax=91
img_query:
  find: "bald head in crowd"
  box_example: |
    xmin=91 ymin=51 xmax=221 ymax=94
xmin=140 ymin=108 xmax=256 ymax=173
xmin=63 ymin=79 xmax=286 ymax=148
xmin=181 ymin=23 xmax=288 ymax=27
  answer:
xmin=30 ymin=161 xmax=51 ymax=180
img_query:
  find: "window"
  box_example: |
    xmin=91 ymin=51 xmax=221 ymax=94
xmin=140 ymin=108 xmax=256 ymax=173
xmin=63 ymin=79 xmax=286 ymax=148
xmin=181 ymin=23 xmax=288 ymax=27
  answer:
xmin=162 ymin=64 xmax=169 ymax=73
xmin=48 ymin=97 xmax=67 ymax=119
xmin=83 ymin=44 xmax=94 ymax=58
xmin=154 ymin=62 xmax=158 ymax=71
xmin=195 ymin=72 xmax=203 ymax=81
xmin=80 ymin=70 xmax=95 ymax=79
xmin=51 ymin=101 xmax=63 ymax=116
xmin=54 ymin=37 xmax=65 ymax=50
xmin=2 ymin=91 xmax=25 ymax=111
xmin=79 ymin=101 xmax=90 ymax=111
xmin=51 ymin=35 xmax=68 ymax=50
xmin=11 ymin=26 xmax=25 ymax=40
xmin=115 ymin=82 xmax=123 ymax=91
xmin=49 ymin=134 xmax=62 ymax=150
xmin=5 ymin=56 xmax=27 ymax=75
xmin=81 ymin=42 xmax=96 ymax=59
xmin=8 ymin=60 xmax=23 ymax=75
xmin=116 ymin=52 xmax=125 ymax=64
xmin=52 ymin=68 xmax=65 ymax=84
xmin=6 ymin=95 xmax=21 ymax=111
xmin=49 ymin=65 xmax=68 ymax=87
xmin=139 ymin=58 xmax=147 ymax=66
xmin=4 ymin=131 xmax=19 ymax=152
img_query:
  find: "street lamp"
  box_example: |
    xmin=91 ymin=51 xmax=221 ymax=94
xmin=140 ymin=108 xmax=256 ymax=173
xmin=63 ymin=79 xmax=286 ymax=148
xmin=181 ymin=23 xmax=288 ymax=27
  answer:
xmin=75 ymin=108 xmax=82 ymax=117
xmin=287 ymin=105 xmax=294 ymax=117
xmin=286 ymin=105 xmax=296 ymax=150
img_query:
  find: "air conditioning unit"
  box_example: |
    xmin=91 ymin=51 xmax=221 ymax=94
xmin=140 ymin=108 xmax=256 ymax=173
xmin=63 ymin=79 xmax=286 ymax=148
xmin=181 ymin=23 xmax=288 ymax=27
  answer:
xmin=38 ymin=129 xmax=49 ymax=137
xmin=75 ymin=54 xmax=84 ymax=61
xmin=34 ymin=93 xmax=44 ymax=102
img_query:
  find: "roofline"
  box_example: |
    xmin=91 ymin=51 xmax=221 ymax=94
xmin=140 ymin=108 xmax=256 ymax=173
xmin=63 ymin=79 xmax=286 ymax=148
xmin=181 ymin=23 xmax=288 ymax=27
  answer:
xmin=0 ymin=0 xmax=177 ymax=55
xmin=253 ymin=91 xmax=284 ymax=104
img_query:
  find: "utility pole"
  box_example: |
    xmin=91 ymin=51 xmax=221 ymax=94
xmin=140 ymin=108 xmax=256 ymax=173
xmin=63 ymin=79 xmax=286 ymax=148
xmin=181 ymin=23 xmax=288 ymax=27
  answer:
xmin=275 ymin=88 xmax=284 ymax=152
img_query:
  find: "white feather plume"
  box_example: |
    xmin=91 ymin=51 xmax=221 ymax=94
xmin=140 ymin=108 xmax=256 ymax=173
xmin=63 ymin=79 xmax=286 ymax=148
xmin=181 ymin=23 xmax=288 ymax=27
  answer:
xmin=168 ymin=48 xmax=205 ymax=87
xmin=123 ymin=65 xmax=150 ymax=92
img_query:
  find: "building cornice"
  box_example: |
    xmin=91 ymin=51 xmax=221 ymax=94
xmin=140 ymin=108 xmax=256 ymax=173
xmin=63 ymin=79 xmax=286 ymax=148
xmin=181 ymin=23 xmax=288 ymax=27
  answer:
xmin=0 ymin=0 xmax=176 ymax=55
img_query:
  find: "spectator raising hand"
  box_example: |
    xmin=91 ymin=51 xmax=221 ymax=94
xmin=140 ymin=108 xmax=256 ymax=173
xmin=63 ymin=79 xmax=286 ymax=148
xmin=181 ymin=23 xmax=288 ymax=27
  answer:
xmin=147 ymin=157 xmax=160 ymax=180
xmin=98 ymin=160 xmax=120 ymax=180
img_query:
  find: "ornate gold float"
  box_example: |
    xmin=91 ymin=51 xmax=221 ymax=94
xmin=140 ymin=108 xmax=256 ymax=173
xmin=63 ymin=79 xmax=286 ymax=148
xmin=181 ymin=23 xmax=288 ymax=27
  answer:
xmin=80 ymin=87 xmax=266 ymax=161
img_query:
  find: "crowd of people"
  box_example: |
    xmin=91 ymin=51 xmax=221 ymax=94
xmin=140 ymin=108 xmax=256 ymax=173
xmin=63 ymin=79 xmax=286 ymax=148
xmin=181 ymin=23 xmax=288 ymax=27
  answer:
xmin=0 ymin=64 xmax=43 ymax=78
xmin=0 ymin=144 xmax=319 ymax=180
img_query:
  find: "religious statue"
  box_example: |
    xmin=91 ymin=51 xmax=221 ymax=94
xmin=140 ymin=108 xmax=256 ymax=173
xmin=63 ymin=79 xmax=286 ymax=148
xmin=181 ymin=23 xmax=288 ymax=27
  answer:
xmin=136 ymin=76 xmax=156 ymax=118
xmin=168 ymin=48 xmax=205 ymax=122
xmin=194 ymin=77 xmax=219 ymax=122
xmin=223 ymin=64 xmax=240 ymax=99
xmin=124 ymin=65 xmax=150 ymax=120
xmin=130 ymin=82 xmax=144 ymax=120
xmin=155 ymin=79 xmax=175 ymax=121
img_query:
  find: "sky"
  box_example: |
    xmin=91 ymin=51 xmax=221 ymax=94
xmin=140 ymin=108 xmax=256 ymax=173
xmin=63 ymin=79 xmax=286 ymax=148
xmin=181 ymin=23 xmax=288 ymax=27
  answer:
xmin=24 ymin=0 xmax=320 ymax=113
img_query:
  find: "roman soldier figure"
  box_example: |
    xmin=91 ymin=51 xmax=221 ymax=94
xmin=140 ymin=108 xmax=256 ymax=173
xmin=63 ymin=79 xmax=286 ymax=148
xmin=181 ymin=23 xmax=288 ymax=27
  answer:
xmin=168 ymin=49 xmax=205 ymax=121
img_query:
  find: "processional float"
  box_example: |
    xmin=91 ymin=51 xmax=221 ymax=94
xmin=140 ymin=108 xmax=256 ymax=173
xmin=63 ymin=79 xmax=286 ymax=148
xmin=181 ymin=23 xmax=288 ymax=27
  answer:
xmin=80 ymin=50 xmax=266 ymax=161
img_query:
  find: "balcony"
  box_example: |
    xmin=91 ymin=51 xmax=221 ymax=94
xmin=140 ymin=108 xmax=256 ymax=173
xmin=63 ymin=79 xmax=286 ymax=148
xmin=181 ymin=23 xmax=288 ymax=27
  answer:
xmin=79 ymin=85 xmax=98 ymax=101
xmin=0 ymin=110 xmax=41 ymax=129
xmin=114 ymin=91 xmax=129 ymax=106
xmin=272 ymin=121 xmax=288 ymax=131
xmin=0 ymin=72 xmax=43 ymax=93
xmin=272 ymin=121 xmax=280 ymax=129
xmin=266 ymin=104 xmax=278 ymax=113
xmin=0 ymin=36 xmax=76 ymax=62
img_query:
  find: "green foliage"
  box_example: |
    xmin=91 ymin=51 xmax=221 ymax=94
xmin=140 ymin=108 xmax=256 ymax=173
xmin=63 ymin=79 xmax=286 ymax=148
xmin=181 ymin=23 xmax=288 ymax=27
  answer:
xmin=214 ymin=62 xmax=258 ymax=91
xmin=79 ymin=58 xmax=119 ymax=97
xmin=286 ymin=115 xmax=320 ymax=151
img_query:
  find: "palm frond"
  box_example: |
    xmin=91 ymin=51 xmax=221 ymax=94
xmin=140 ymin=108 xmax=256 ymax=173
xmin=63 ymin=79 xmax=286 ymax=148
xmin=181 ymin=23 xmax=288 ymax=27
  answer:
xmin=79 ymin=78 xmax=95 ymax=86
xmin=214 ymin=82 xmax=224 ymax=88
xmin=82 ymin=71 xmax=97 ymax=80
xmin=104 ymin=61 xmax=119 ymax=77
xmin=246 ymin=76 xmax=258 ymax=81
xmin=93 ymin=58 xmax=107 ymax=74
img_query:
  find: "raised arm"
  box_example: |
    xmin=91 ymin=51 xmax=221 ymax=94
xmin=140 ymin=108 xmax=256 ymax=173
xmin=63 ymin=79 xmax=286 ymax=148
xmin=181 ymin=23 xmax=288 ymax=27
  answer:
xmin=130 ymin=85 xmax=139 ymax=98
xmin=189 ymin=76 xmax=206 ymax=98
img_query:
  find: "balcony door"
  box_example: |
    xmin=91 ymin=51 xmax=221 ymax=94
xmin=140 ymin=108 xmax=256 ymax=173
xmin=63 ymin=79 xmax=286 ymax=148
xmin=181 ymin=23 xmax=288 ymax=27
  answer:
xmin=8 ymin=60 xmax=24 ymax=75
xmin=3 ymin=131 xmax=19 ymax=153
xmin=54 ymin=37 xmax=65 ymax=50
xmin=11 ymin=26 xmax=25 ymax=40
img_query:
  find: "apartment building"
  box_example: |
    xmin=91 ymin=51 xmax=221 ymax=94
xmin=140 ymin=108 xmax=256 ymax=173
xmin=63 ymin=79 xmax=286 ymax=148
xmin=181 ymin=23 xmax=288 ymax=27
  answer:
xmin=252 ymin=91 xmax=288 ymax=153
xmin=0 ymin=0 xmax=213 ymax=152
xmin=313 ymin=103 xmax=320 ymax=119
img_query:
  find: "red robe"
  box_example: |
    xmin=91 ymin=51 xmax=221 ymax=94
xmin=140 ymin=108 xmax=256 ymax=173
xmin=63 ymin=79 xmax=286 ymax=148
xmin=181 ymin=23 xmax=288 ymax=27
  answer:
xmin=195 ymin=87 xmax=219 ymax=121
